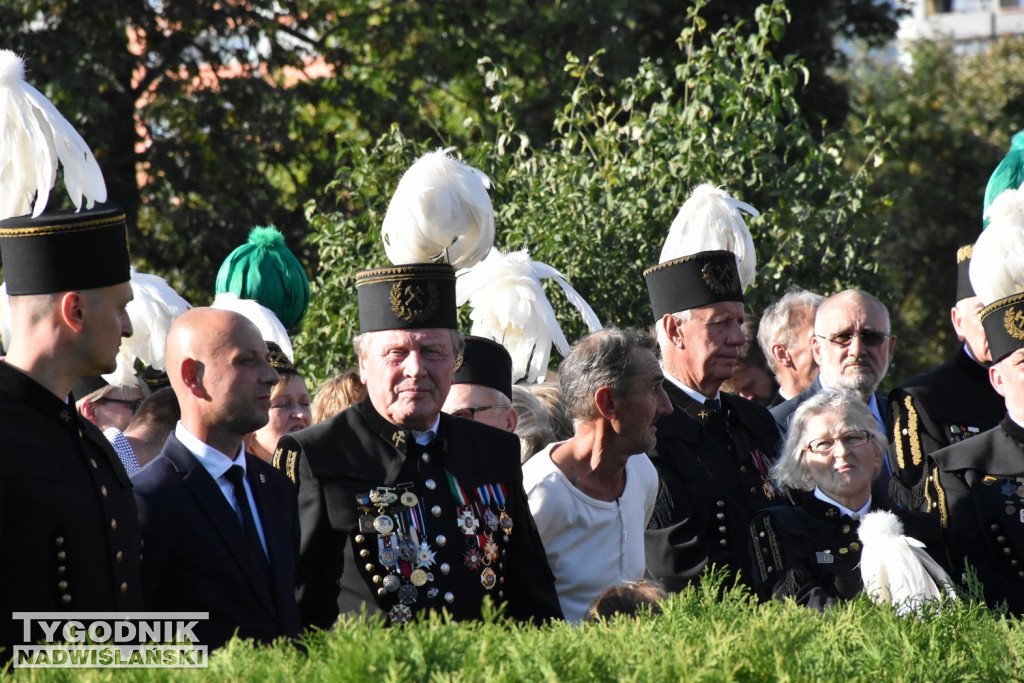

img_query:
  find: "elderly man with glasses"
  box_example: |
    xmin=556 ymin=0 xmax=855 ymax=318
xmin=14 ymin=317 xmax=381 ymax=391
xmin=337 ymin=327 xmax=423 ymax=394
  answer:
xmin=770 ymin=289 xmax=896 ymax=504
xmin=442 ymin=336 xmax=518 ymax=432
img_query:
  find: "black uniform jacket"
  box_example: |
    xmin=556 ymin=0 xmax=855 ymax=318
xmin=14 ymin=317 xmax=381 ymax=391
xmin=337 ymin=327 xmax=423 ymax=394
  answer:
xmin=926 ymin=416 xmax=1024 ymax=614
xmin=888 ymin=348 xmax=1003 ymax=509
xmin=273 ymin=398 xmax=562 ymax=629
xmin=132 ymin=434 xmax=301 ymax=649
xmin=748 ymin=496 xmax=941 ymax=611
xmin=645 ymin=382 xmax=784 ymax=592
xmin=0 ymin=361 xmax=143 ymax=653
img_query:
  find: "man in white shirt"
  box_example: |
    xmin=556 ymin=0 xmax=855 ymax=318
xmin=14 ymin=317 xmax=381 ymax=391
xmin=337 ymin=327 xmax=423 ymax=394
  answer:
xmin=523 ymin=328 xmax=671 ymax=622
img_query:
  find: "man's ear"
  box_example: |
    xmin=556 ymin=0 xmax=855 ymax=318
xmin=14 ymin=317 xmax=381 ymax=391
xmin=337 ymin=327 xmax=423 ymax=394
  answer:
xmin=662 ymin=314 xmax=684 ymax=349
xmin=770 ymin=343 xmax=793 ymax=370
xmin=991 ymin=363 xmax=1006 ymax=398
xmin=58 ymin=292 xmax=86 ymax=333
xmin=594 ymin=386 xmax=617 ymax=421
xmin=505 ymin=408 xmax=519 ymax=432
xmin=180 ymin=358 xmax=207 ymax=397
xmin=811 ymin=334 xmax=824 ymax=367
xmin=79 ymin=399 xmax=99 ymax=424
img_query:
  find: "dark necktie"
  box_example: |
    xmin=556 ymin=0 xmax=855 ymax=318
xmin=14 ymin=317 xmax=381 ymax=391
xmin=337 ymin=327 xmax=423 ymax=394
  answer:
xmin=225 ymin=465 xmax=267 ymax=563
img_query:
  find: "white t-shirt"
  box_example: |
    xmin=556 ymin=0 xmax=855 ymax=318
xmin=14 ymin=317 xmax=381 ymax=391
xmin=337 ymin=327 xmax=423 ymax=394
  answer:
xmin=522 ymin=441 xmax=658 ymax=622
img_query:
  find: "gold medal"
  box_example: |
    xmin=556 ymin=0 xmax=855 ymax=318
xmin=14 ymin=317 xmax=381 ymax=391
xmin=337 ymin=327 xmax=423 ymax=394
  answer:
xmin=499 ymin=511 xmax=513 ymax=534
xmin=373 ymin=515 xmax=394 ymax=534
xmin=410 ymin=569 xmax=428 ymax=586
xmin=401 ymin=491 xmax=419 ymax=507
xmin=480 ymin=567 xmax=497 ymax=590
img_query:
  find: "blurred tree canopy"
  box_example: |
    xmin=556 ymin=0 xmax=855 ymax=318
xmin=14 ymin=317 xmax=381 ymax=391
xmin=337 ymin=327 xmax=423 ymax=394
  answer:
xmin=0 ymin=0 xmax=900 ymax=311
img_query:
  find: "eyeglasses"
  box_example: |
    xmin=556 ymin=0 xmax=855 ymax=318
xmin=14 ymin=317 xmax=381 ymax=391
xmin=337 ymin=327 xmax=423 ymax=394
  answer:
xmin=814 ymin=330 xmax=889 ymax=348
xmin=806 ymin=430 xmax=870 ymax=454
xmin=449 ymin=405 xmax=510 ymax=421
xmin=98 ymin=397 xmax=143 ymax=412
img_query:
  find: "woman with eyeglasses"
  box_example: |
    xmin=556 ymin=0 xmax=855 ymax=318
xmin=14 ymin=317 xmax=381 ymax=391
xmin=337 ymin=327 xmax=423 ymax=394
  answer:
xmin=748 ymin=388 xmax=940 ymax=610
xmin=247 ymin=342 xmax=312 ymax=462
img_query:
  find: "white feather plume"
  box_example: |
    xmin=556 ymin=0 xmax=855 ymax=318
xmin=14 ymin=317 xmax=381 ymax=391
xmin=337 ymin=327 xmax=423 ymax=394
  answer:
xmin=381 ymin=147 xmax=494 ymax=269
xmin=102 ymin=269 xmax=193 ymax=388
xmin=0 ymin=49 xmax=106 ymax=220
xmin=211 ymin=292 xmax=294 ymax=362
xmin=456 ymin=248 xmax=602 ymax=383
xmin=659 ymin=183 xmax=758 ymax=291
xmin=857 ymin=510 xmax=957 ymax=616
xmin=971 ymin=186 xmax=1024 ymax=306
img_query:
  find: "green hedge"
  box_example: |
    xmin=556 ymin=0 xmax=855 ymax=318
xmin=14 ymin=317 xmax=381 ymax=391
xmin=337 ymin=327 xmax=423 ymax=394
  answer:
xmin=14 ymin=575 xmax=1022 ymax=681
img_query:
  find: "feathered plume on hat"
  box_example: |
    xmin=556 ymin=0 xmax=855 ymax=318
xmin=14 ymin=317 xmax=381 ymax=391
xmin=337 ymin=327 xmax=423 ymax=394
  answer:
xmin=211 ymin=292 xmax=294 ymax=362
xmin=983 ymin=132 xmax=1024 ymax=228
xmin=456 ymin=248 xmax=602 ymax=383
xmin=659 ymin=183 xmax=758 ymax=291
xmin=970 ymin=186 xmax=1024 ymax=306
xmin=381 ymin=147 xmax=494 ymax=269
xmin=215 ymin=225 xmax=310 ymax=330
xmin=102 ymin=269 xmax=193 ymax=388
xmin=858 ymin=510 xmax=957 ymax=616
xmin=0 ymin=49 xmax=106 ymax=220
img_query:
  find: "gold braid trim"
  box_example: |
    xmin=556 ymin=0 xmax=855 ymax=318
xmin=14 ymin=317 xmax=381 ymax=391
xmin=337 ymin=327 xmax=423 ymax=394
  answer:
xmin=286 ymin=451 xmax=299 ymax=485
xmin=749 ymin=516 xmax=784 ymax=582
xmin=905 ymin=396 xmax=923 ymax=467
xmin=893 ymin=399 xmax=907 ymax=470
xmin=924 ymin=468 xmax=948 ymax=529
xmin=271 ymin=448 xmax=283 ymax=469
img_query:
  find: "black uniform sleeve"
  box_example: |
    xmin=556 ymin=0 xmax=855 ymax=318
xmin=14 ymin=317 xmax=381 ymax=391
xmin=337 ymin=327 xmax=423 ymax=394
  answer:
xmin=888 ymin=389 xmax=943 ymax=509
xmin=644 ymin=478 xmax=713 ymax=592
xmin=274 ymin=434 xmax=349 ymax=631
xmin=748 ymin=510 xmax=842 ymax=612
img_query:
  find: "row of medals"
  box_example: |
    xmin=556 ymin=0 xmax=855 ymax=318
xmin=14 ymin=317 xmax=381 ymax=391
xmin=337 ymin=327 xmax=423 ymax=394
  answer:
xmin=358 ymin=484 xmax=513 ymax=624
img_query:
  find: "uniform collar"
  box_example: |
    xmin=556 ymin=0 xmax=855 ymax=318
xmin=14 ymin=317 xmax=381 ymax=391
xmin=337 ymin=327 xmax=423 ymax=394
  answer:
xmin=813 ymin=486 xmax=870 ymax=519
xmin=0 ymin=360 xmax=81 ymax=433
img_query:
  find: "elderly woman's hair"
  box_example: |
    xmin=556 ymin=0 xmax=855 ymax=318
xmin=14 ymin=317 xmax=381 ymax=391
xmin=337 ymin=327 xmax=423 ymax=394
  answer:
xmin=529 ymin=382 xmax=575 ymax=442
xmin=511 ymin=385 xmax=555 ymax=463
xmin=584 ymin=580 xmax=668 ymax=622
xmin=771 ymin=388 xmax=887 ymax=492
xmin=558 ymin=327 xmax=658 ymax=423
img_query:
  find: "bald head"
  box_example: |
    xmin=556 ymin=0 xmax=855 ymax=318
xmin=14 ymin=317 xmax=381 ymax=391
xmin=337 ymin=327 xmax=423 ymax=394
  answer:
xmin=811 ymin=289 xmax=895 ymax=401
xmin=166 ymin=307 xmax=280 ymax=454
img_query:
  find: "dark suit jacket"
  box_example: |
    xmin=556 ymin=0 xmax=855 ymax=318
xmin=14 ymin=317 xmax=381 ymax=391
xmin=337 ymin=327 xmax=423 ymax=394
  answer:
xmin=132 ymin=434 xmax=301 ymax=649
xmin=769 ymin=377 xmax=892 ymax=504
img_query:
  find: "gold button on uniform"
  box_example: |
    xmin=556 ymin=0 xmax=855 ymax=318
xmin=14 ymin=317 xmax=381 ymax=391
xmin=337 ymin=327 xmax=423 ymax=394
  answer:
xmin=101 ymin=486 xmax=108 ymax=497
xmin=90 ymin=459 xmax=98 ymax=469
xmin=110 ymin=518 xmax=118 ymax=530
xmin=120 ymin=582 xmax=128 ymax=593
xmin=115 ymin=551 xmax=123 ymax=562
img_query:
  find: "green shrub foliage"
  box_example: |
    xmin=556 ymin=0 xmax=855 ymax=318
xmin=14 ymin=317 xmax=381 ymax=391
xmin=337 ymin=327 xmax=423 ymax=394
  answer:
xmin=296 ymin=0 xmax=892 ymax=385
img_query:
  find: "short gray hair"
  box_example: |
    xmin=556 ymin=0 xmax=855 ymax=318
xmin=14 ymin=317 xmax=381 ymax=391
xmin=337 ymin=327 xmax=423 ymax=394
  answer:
xmin=511 ymin=385 xmax=555 ymax=463
xmin=558 ymin=328 xmax=658 ymax=423
xmin=655 ymin=310 xmax=693 ymax=357
xmin=756 ymin=287 xmax=824 ymax=374
xmin=353 ymin=328 xmax=465 ymax=365
xmin=770 ymin=388 xmax=886 ymax=492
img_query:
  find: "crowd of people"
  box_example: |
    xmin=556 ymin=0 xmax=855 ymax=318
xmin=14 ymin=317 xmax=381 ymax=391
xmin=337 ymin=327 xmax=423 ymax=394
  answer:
xmin=5 ymin=49 xmax=1024 ymax=659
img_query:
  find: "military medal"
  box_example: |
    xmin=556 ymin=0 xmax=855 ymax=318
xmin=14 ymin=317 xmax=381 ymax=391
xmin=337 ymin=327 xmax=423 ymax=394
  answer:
xmin=482 ymin=536 xmax=499 ymax=564
xmin=379 ymin=535 xmax=399 ymax=567
xmin=398 ymin=538 xmax=418 ymax=562
xmin=388 ymin=604 xmax=412 ymax=624
xmin=484 ymin=508 xmax=499 ymax=531
xmin=456 ymin=506 xmax=480 ymax=535
xmin=382 ymin=574 xmax=401 ymax=592
xmin=464 ymin=547 xmax=482 ymax=570
xmin=374 ymin=515 xmax=395 ymax=534
xmin=499 ymin=511 xmax=513 ymax=535
xmin=398 ymin=584 xmax=418 ymax=605
xmin=401 ymin=491 xmax=419 ymax=507
xmin=427 ymin=587 xmax=439 ymax=599
xmin=416 ymin=542 xmax=436 ymax=568
xmin=480 ymin=567 xmax=497 ymax=590
xmin=409 ymin=569 xmax=428 ymax=586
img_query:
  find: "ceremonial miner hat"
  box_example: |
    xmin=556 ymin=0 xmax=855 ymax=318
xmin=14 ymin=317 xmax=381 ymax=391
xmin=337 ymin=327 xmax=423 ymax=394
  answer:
xmin=645 ymin=183 xmax=758 ymax=320
xmin=215 ymin=225 xmax=310 ymax=330
xmin=981 ymin=293 xmax=1024 ymax=363
xmin=644 ymin=250 xmax=744 ymax=319
xmin=0 ymin=205 xmax=131 ymax=295
xmin=453 ymin=335 xmax=513 ymax=400
xmin=266 ymin=340 xmax=298 ymax=376
xmin=356 ymin=263 xmax=458 ymax=333
xmin=956 ymin=244 xmax=975 ymax=302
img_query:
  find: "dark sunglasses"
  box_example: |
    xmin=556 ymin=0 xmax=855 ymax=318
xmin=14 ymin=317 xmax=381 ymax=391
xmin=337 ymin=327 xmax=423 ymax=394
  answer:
xmin=98 ymin=397 xmax=143 ymax=412
xmin=814 ymin=330 xmax=889 ymax=348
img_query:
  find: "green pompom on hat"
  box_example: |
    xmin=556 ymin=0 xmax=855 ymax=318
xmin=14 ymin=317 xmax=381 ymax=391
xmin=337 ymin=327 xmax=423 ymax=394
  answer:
xmin=215 ymin=225 xmax=310 ymax=330
xmin=984 ymin=132 xmax=1024 ymax=228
